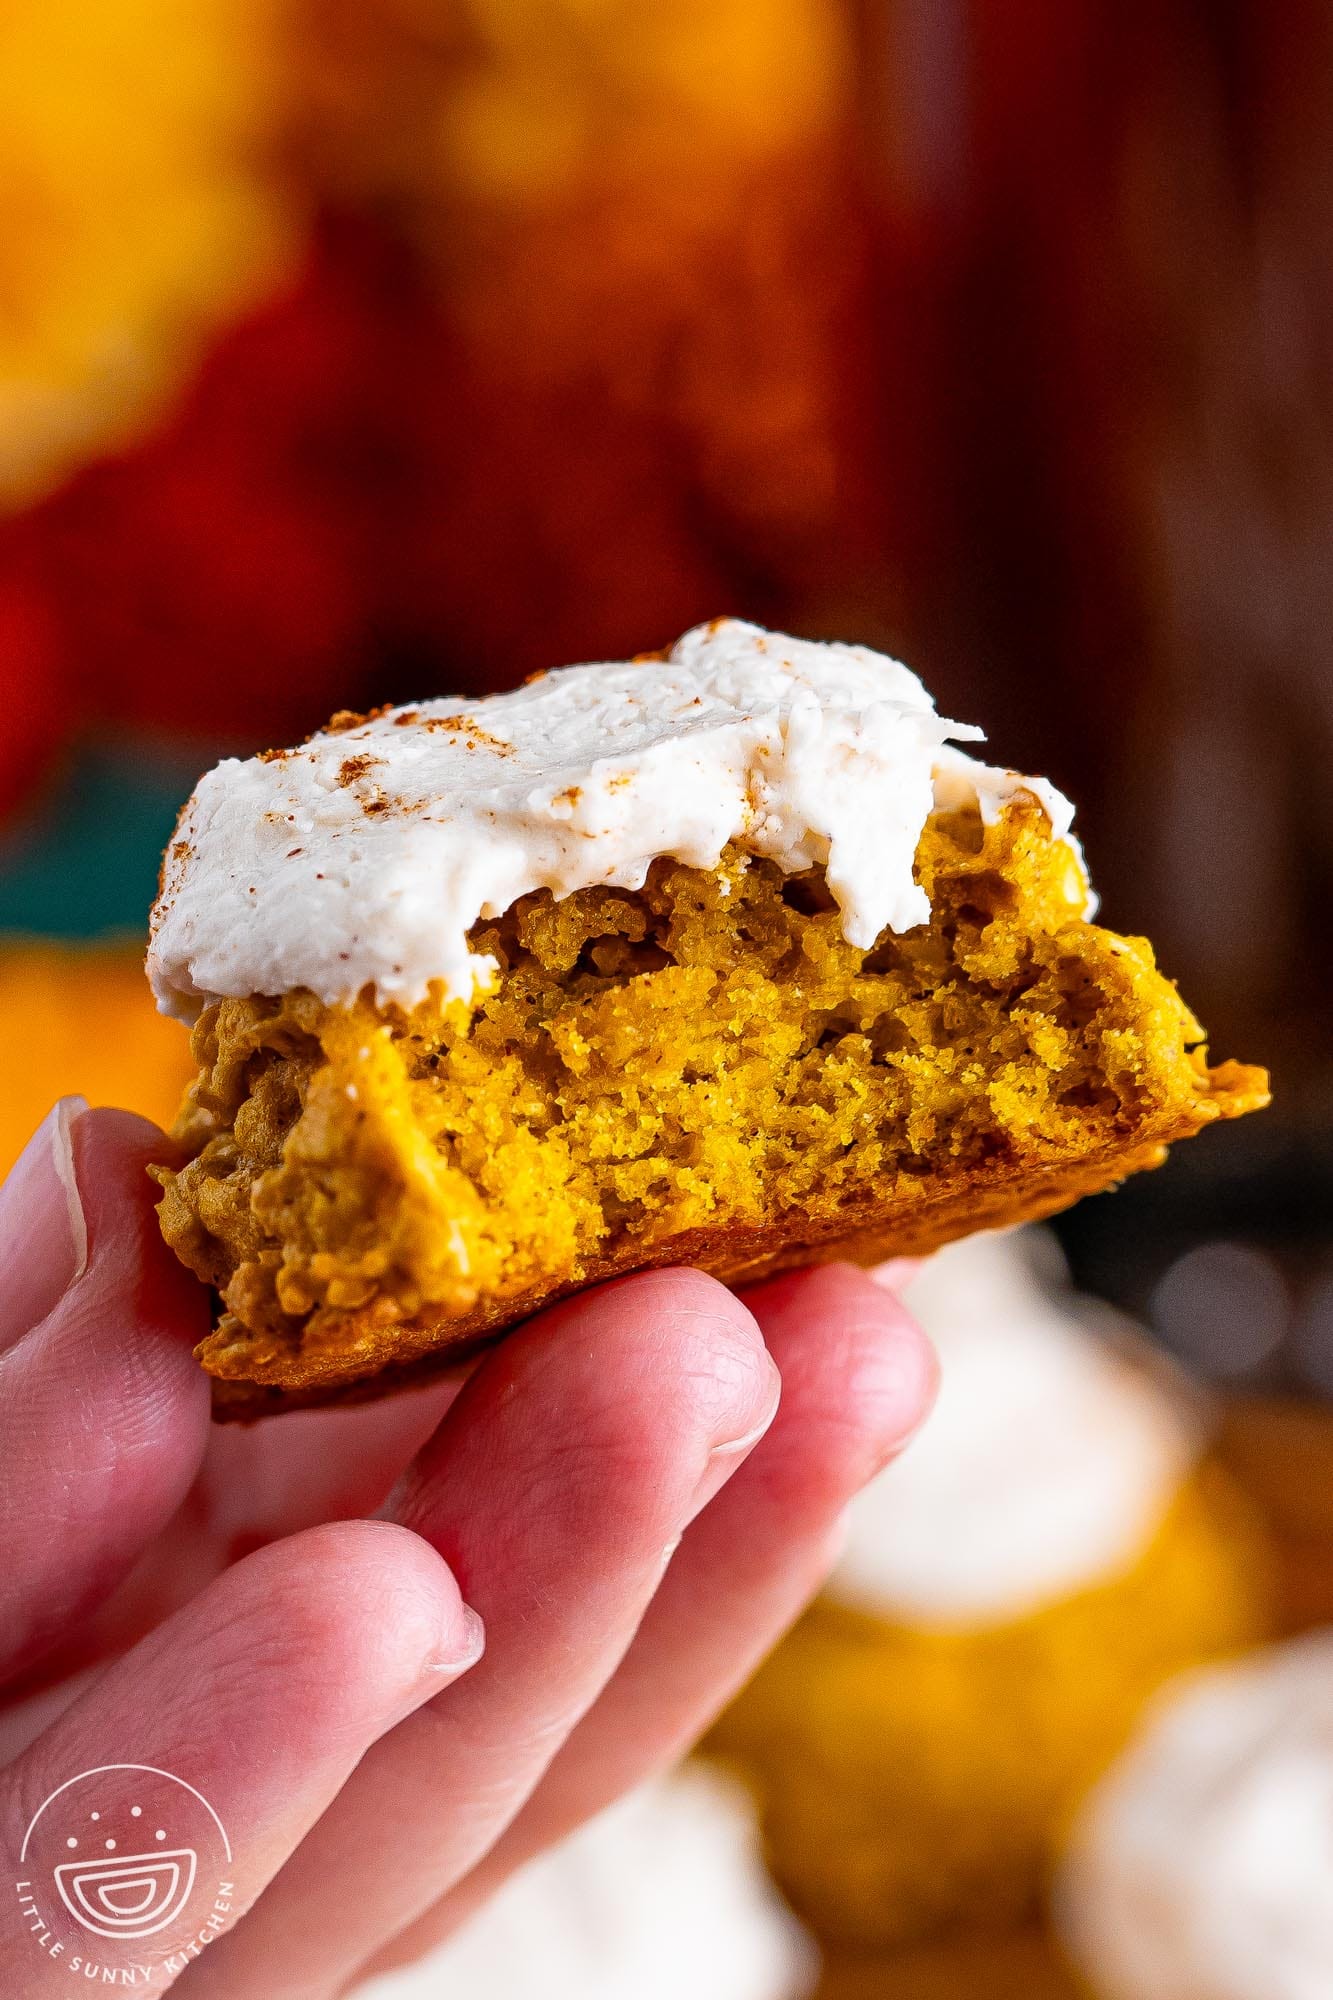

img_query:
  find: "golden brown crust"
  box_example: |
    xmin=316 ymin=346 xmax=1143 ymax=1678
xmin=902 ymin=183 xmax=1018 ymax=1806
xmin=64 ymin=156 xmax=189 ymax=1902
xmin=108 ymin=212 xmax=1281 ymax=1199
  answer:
xmin=208 ymin=1065 xmax=1266 ymax=1420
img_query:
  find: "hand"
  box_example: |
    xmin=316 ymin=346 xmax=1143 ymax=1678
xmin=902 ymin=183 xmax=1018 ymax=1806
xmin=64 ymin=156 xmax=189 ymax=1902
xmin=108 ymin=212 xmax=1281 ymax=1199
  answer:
xmin=0 ymin=1101 xmax=935 ymax=1997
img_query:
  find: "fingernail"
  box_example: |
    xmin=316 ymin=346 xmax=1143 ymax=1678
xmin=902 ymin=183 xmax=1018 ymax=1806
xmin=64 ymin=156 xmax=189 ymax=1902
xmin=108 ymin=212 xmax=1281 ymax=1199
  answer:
xmin=654 ymin=1535 xmax=683 ymax=1585
xmin=423 ymin=1603 xmax=486 ymax=1678
xmin=0 ymin=1097 xmax=89 ymax=1352
xmin=689 ymin=1355 xmax=781 ymax=1516
xmin=857 ymin=1328 xmax=940 ymax=1481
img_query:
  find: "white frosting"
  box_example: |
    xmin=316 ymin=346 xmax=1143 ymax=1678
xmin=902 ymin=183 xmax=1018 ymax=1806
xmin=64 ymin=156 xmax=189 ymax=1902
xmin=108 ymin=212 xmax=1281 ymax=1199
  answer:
xmin=1058 ymin=1633 xmax=1333 ymax=2000
xmin=148 ymin=617 xmax=1087 ymax=1020
xmin=350 ymin=1765 xmax=816 ymax=2000
xmin=832 ymin=1230 xmax=1198 ymax=1627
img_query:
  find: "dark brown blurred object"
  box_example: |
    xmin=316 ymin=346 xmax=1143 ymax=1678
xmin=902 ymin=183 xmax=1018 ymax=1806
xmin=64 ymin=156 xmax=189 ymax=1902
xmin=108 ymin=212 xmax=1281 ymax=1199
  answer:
xmin=1113 ymin=2 xmax=1333 ymax=1091
xmin=1216 ymin=1395 xmax=1333 ymax=1631
xmin=855 ymin=1 xmax=1333 ymax=1100
xmin=816 ymin=1928 xmax=1081 ymax=1999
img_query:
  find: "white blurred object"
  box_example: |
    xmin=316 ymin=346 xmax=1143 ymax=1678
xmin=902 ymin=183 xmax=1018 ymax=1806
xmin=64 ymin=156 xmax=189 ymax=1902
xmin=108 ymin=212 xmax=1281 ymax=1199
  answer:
xmin=1149 ymin=1241 xmax=1290 ymax=1380
xmin=839 ymin=1229 xmax=1199 ymax=1627
xmin=349 ymin=1764 xmax=817 ymax=2000
xmin=1057 ymin=1631 xmax=1333 ymax=2000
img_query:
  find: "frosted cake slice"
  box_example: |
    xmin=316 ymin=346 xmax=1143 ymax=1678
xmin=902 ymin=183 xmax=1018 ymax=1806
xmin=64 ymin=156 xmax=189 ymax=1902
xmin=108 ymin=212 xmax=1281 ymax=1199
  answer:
xmin=147 ymin=619 xmax=1268 ymax=1416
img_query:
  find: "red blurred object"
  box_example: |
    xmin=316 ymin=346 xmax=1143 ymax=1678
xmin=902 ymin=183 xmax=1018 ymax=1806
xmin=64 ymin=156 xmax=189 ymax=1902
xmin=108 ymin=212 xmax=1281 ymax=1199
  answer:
xmin=0 ymin=193 xmax=883 ymax=811
xmin=0 ymin=218 xmax=425 ymax=808
xmin=55 ymin=218 xmax=415 ymax=744
xmin=0 ymin=527 xmax=69 ymax=817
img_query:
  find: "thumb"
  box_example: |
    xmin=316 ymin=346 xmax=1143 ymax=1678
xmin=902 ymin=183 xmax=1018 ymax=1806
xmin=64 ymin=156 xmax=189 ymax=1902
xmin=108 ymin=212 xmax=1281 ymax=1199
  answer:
xmin=0 ymin=1104 xmax=211 ymax=1686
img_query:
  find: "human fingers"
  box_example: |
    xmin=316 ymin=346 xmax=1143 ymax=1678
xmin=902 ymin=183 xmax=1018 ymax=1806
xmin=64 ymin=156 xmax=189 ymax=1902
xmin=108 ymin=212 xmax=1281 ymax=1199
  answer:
xmin=180 ymin=1266 xmax=778 ymax=2000
xmin=193 ymin=1374 xmax=468 ymax=1564
xmin=0 ymin=1105 xmax=211 ymax=1686
xmin=9 ymin=1353 xmax=470 ymax=1696
xmin=362 ymin=1262 xmax=935 ymax=1972
xmin=0 ymin=1521 xmax=482 ymax=1996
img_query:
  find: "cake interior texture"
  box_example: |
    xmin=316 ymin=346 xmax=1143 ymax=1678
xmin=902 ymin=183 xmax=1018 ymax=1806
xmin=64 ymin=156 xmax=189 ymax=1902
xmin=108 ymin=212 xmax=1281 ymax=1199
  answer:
xmin=154 ymin=798 xmax=1267 ymax=1408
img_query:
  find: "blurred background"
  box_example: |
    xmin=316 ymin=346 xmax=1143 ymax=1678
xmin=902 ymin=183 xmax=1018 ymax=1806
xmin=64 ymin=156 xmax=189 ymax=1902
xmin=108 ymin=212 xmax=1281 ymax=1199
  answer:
xmin=1 ymin=3 xmax=1330 ymax=1993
